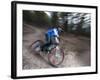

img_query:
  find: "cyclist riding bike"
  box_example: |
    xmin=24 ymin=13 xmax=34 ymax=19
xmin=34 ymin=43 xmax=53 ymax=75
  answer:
xmin=41 ymin=27 xmax=63 ymax=52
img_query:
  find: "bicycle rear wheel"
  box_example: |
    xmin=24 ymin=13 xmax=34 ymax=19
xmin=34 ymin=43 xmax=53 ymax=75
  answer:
xmin=30 ymin=40 xmax=43 ymax=53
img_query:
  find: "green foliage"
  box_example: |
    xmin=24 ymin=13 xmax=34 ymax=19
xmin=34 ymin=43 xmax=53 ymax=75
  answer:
xmin=23 ymin=11 xmax=91 ymax=37
xmin=23 ymin=11 xmax=51 ymax=26
xmin=23 ymin=11 xmax=33 ymax=23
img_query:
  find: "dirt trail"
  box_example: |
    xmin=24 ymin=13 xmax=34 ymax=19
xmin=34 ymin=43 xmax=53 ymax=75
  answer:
xmin=23 ymin=23 xmax=90 ymax=69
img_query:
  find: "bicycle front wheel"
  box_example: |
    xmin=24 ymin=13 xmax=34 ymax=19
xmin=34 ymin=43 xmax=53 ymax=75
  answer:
xmin=48 ymin=46 xmax=64 ymax=67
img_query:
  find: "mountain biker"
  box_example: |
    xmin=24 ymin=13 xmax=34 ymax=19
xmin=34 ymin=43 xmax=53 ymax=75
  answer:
xmin=41 ymin=26 xmax=63 ymax=51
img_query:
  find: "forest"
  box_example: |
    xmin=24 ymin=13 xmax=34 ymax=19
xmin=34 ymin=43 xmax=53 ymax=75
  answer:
xmin=23 ymin=10 xmax=91 ymax=37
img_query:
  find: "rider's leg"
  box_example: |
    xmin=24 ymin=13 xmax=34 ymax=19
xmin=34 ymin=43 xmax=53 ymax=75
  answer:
xmin=41 ymin=34 xmax=50 ymax=51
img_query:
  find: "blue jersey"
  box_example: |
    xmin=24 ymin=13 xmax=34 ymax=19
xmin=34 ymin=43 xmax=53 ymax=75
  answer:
xmin=46 ymin=28 xmax=59 ymax=38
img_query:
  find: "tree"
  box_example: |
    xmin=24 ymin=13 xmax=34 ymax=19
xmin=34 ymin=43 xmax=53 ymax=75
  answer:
xmin=51 ymin=12 xmax=59 ymax=27
xmin=76 ymin=14 xmax=85 ymax=34
xmin=59 ymin=12 xmax=69 ymax=32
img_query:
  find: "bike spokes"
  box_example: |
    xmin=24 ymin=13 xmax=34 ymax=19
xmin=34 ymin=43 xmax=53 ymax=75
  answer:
xmin=48 ymin=47 xmax=64 ymax=67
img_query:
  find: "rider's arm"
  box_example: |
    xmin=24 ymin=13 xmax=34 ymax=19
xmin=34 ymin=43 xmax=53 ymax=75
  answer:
xmin=53 ymin=28 xmax=59 ymax=37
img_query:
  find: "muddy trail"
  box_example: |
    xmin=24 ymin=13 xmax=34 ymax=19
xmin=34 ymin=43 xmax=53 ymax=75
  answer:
xmin=22 ymin=23 xmax=90 ymax=69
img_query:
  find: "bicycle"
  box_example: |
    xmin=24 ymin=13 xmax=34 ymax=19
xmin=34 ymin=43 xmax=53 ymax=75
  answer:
xmin=30 ymin=38 xmax=64 ymax=67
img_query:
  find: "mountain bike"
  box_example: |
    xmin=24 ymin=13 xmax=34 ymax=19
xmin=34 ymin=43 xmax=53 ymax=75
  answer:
xmin=30 ymin=38 xmax=64 ymax=67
